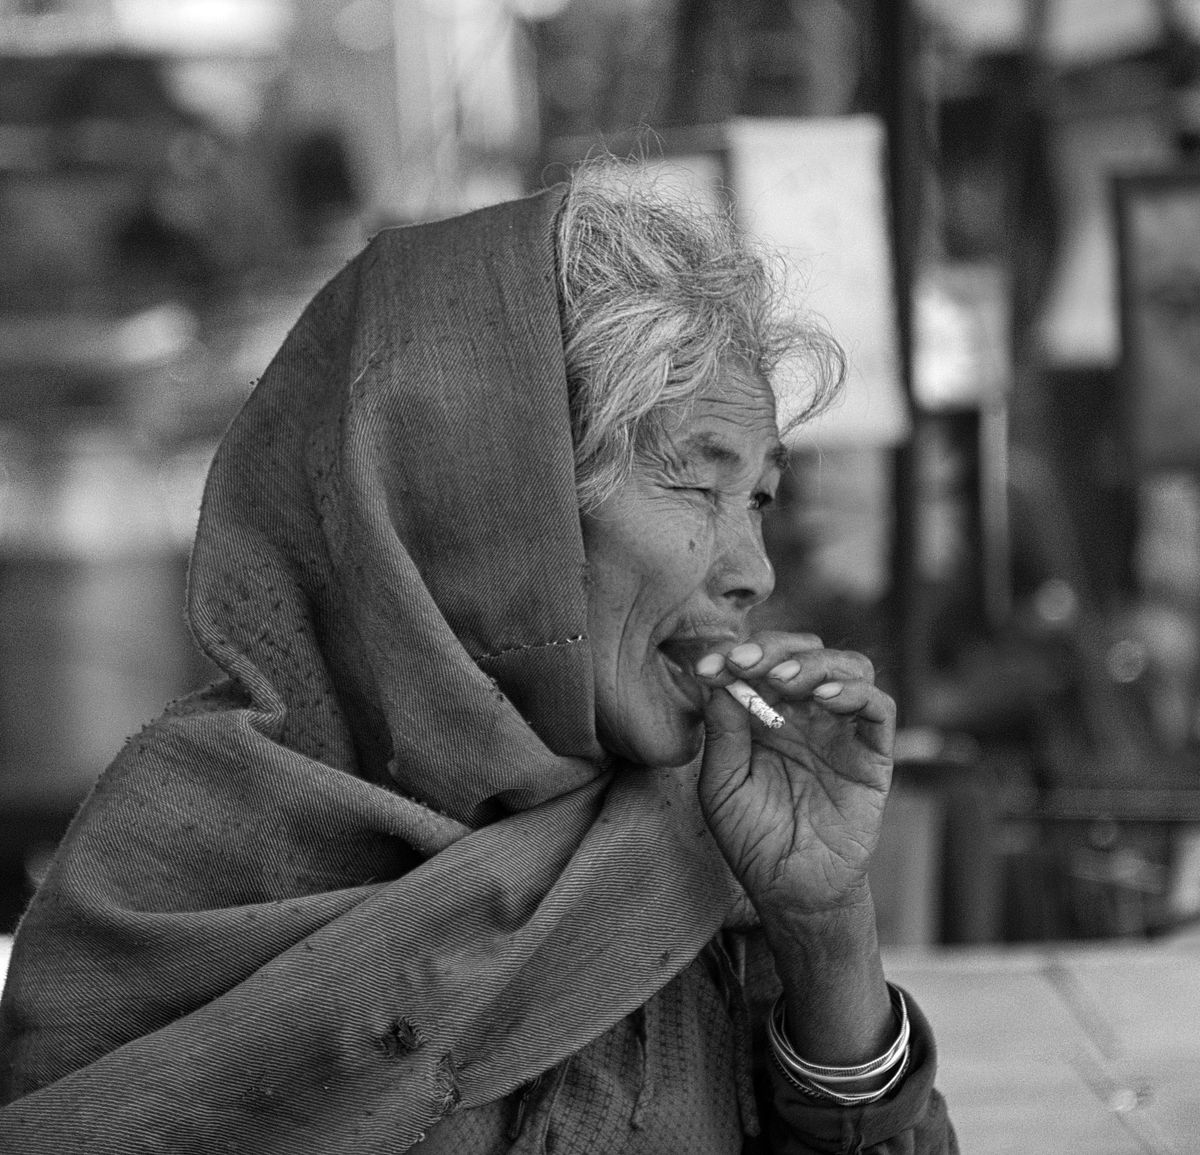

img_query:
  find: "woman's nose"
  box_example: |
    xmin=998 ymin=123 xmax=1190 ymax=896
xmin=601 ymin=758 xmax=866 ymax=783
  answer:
xmin=708 ymin=514 xmax=775 ymax=609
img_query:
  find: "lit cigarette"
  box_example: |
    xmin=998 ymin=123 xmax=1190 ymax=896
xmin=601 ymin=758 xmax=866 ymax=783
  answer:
xmin=725 ymin=680 xmax=785 ymax=729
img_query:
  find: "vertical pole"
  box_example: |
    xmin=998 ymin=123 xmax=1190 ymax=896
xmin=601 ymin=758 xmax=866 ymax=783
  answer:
xmin=875 ymin=0 xmax=924 ymax=721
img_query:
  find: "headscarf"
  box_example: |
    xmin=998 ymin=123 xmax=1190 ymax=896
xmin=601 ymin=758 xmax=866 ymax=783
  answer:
xmin=0 ymin=187 xmax=739 ymax=1152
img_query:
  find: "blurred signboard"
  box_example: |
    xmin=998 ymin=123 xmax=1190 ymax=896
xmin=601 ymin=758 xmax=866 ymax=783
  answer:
xmin=728 ymin=115 xmax=910 ymax=449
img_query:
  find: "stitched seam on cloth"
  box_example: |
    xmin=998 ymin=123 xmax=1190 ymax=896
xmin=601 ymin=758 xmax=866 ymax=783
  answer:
xmin=476 ymin=635 xmax=586 ymax=660
xmin=386 ymin=786 xmax=463 ymax=823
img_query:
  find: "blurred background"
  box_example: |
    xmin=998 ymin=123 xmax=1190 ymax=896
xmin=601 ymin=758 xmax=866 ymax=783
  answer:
xmin=3 ymin=0 xmax=1200 ymax=959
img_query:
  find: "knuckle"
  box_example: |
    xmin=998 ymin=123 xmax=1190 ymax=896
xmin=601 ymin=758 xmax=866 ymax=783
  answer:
xmin=754 ymin=629 xmax=822 ymax=652
xmin=834 ymin=649 xmax=874 ymax=681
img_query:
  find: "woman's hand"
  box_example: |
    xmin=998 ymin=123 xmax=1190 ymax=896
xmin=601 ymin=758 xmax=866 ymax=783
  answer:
xmin=694 ymin=631 xmax=896 ymax=922
xmin=696 ymin=632 xmax=899 ymax=1067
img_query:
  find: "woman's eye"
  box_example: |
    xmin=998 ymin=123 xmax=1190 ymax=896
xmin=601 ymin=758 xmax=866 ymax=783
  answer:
xmin=750 ymin=491 xmax=774 ymax=511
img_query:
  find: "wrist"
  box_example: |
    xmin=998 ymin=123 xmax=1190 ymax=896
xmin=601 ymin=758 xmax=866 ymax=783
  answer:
xmin=762 ymin=891 xmax=893 ymax=1067
xmin=759 ymin=887 xmax=879 ymax=961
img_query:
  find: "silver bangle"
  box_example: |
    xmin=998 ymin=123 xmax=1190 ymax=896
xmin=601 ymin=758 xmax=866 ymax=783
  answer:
xmin=770 ymin=1046 xmax=912 ymax=1106
xmin=767 ymin=984 xmax=911 ymax=1106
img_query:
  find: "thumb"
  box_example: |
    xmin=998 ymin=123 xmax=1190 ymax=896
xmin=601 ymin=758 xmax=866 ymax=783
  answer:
xmin=699 ymin=686 xmax=753 ymax=800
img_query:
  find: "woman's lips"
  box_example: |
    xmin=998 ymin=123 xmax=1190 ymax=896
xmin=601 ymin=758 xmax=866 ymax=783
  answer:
xmin=658 ymin=650 xmax=706 ymax=711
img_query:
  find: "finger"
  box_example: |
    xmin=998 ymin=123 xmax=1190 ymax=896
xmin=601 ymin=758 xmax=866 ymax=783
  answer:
xmin=726 ymin=631 xmax=825 ymax=676
xmin=737 ymin=639 xmax=873 ymax=684
xmin=808 ymin=679 xmax=896 ymax=756
xmin=755 ymin=648 xmax=876 ymax=694
xmin=702 ymin=684 xmax=752 ymax=757
xmin=693 ymin=632 xmax=827 ymax=686
xmin=698 ymin=685 xmax=755 ymax=802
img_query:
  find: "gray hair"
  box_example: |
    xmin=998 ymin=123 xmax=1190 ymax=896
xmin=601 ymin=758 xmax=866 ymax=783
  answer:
xmin=555 ymin=159 xmax=844 ymax=511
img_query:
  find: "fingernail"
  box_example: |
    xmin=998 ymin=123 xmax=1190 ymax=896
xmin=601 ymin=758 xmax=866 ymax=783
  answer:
xmin=769 ymin=660 xmax=802 ymax=681
xmin=813 ymin=682 xmax=842 ymax=699
xmin=728 ymin=643 xmax=763 ymax=668
xmin=695 ymin=653 xmax=725 ymax=678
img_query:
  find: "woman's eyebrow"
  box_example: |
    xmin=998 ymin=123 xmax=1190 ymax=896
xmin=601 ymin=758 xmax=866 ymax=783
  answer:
xmin=679 ymin=431 xmax=788 ymax=473
xmin=680 ymin=432 xmax=741 ymax=466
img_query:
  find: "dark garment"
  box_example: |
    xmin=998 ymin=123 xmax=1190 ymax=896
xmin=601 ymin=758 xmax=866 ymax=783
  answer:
xmin=412 ymin=938 xmax=957 ymax=1155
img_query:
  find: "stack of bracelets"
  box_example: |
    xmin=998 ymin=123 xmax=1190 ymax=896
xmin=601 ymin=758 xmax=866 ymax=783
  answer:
xmin=766 ymin=983 xmax=911 ymax=1106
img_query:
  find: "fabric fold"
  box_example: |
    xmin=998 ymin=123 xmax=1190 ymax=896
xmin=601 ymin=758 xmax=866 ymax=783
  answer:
xmin=0 ymin=188 xmax=738 ymax=1151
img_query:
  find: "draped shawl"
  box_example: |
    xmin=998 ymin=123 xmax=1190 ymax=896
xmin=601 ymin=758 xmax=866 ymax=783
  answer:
xmin=0 ymin=188 xmax=739 ymax=1152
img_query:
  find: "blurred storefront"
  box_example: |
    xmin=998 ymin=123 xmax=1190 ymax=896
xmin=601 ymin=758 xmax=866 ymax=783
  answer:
xmin=2 ymin=0 xmax=1200 ymax=949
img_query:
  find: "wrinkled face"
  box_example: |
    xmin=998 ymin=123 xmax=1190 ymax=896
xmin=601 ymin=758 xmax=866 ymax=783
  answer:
xmin=582 ymin=367 xmax=783 ymax=768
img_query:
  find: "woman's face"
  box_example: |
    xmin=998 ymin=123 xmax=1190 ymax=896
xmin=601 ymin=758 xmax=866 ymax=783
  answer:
xmin=581 ymin=368 xmax=784 ymax=768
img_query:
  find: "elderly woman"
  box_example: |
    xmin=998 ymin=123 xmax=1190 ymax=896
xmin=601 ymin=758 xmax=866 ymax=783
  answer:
xmin=0 ymin=164 xmax=955 ymax=1153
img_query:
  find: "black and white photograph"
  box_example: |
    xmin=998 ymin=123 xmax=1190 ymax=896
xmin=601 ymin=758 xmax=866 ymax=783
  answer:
xmin=2 ymin=2 xmax=1199 ymax=1152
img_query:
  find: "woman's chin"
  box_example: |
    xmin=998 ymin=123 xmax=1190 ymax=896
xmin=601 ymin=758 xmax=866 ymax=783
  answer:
xmin=600 ymin=714 xmax=704 ymax=771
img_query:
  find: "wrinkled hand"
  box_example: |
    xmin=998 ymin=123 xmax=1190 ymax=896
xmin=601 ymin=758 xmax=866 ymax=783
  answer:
xmin=695 ymin=632 xmax=895 ymax=920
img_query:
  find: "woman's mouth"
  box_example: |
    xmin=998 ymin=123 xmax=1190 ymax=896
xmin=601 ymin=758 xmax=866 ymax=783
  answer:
xmin=657 ymin=634 xmax=737 ymax=710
